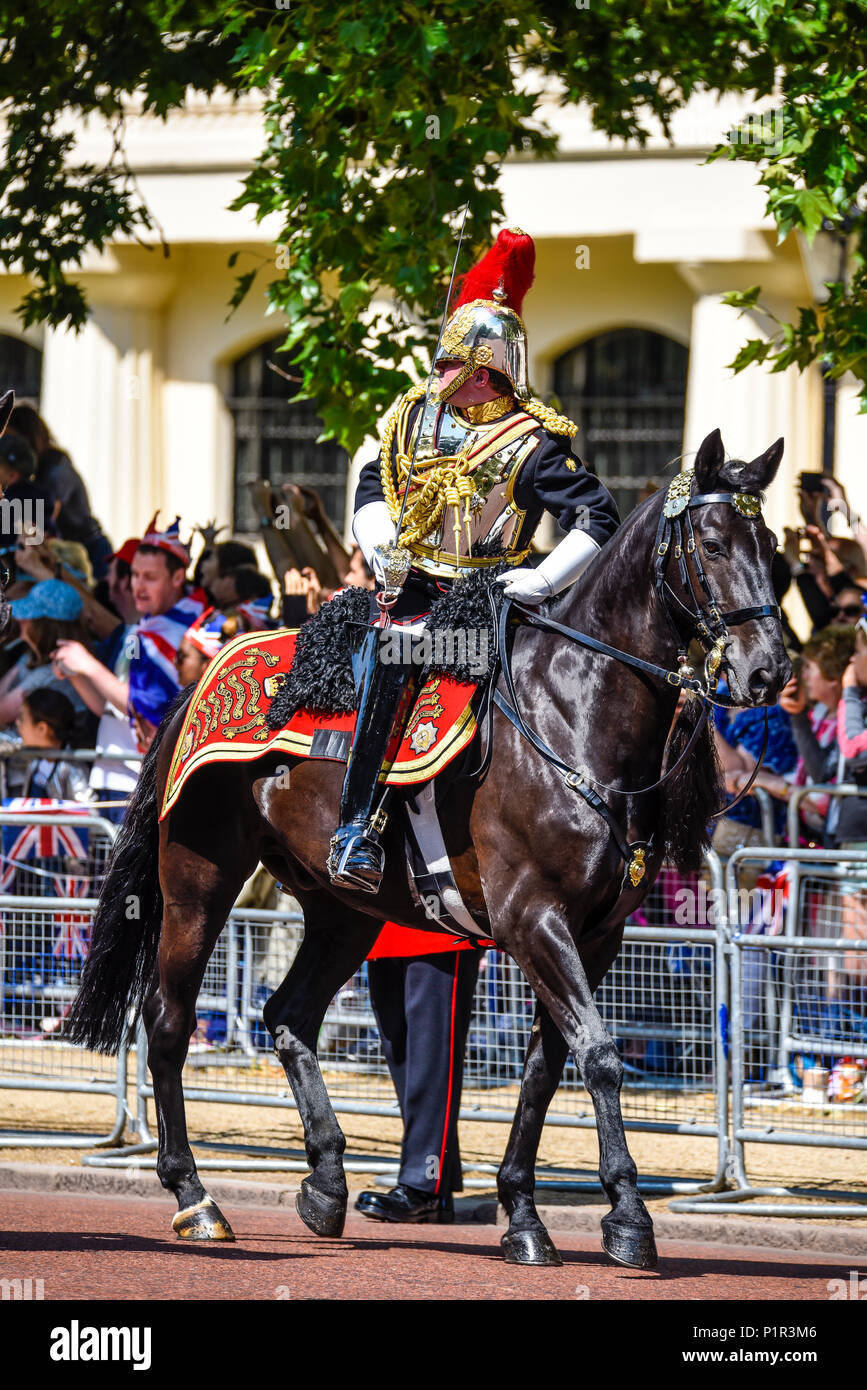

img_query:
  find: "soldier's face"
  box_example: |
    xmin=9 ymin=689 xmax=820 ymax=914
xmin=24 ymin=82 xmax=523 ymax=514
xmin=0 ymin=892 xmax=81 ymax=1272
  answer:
xmin=434 ymin=359 xmax=465 ymax=394
xmin=434 ymin=360 xmax=499 ymax=405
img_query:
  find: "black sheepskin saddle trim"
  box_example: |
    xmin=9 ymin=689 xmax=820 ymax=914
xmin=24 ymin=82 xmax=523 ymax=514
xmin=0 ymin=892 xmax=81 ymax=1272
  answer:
xmin=266 ymin=586 xmax=370 ymax=729
xmin=265 ymin=562 xmax=511 ymax=731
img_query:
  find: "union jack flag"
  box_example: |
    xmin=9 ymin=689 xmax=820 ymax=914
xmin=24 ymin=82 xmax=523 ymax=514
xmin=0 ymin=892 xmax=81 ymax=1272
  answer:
xmin=0 ymin=799 xmax=92 ymax=960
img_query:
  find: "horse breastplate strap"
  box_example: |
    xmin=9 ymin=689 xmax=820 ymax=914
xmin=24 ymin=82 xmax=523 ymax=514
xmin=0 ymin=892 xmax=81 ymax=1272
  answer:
xmin=397 ymin=402 xmax=540 ymax=578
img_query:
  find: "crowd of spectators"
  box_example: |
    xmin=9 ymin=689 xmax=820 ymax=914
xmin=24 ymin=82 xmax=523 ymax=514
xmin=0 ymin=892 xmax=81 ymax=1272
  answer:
xmin=0 ymin=406 xmax=374 ymax=817
xmin=710 ymin=473 xmax=867 ymax=854
xmin=0 ymin=406 xmax=863 ymax=1087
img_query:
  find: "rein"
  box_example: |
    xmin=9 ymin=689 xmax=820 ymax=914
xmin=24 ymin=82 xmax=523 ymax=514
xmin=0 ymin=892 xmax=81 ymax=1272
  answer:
xmin=488 ymin=473 xmax=781 ymax=883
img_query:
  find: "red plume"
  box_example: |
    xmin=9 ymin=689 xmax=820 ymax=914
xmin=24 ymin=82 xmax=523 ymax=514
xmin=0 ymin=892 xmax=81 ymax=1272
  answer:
xmin=453 ymin=227 xmax=535 ymax=316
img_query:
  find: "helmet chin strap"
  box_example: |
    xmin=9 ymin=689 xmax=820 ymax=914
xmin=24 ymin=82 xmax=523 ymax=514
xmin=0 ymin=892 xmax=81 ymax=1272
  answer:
xmin=434 ymin=357 xmax=476 ymax=404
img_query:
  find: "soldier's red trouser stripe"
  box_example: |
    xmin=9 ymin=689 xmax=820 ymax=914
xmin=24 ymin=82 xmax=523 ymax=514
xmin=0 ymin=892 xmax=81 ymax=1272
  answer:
xmin=434 ymin=957 xmax=460 ymax=1196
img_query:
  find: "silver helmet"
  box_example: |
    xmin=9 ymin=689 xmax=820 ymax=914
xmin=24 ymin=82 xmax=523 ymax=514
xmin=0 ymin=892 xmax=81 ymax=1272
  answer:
xmin=434 ymin=227 xmax=535 ymax=402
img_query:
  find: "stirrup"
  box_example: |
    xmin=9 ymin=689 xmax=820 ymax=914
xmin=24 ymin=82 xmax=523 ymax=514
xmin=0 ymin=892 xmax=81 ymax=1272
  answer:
xmin=327 ymin=825 xmax=385 ymax=894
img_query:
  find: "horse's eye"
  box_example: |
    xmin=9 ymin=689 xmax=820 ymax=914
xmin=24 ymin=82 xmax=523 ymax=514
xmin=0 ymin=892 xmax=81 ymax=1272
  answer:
xmin=703 ymin=540 xmax=722 ymax=557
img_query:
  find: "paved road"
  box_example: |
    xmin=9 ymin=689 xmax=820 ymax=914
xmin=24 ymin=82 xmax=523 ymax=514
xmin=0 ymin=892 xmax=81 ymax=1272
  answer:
xmin=0 ymin=1190 xmax=859 ymax=1300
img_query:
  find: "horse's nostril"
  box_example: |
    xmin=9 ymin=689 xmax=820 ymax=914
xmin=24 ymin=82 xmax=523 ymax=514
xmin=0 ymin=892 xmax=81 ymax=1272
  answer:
xmin=748 ymin=667 xmax=772 ymax=699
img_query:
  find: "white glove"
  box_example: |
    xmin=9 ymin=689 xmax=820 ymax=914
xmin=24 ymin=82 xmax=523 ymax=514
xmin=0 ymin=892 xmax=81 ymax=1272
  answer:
xmin=495 ymin=528 xmax=600 ymax=605
xmin=352 ymin=501 xmax=396 ymax=585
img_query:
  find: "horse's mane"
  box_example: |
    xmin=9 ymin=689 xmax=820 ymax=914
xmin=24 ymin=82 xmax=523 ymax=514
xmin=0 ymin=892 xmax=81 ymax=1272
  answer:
xmin=659 ymin=698 xmax=722 ymax=873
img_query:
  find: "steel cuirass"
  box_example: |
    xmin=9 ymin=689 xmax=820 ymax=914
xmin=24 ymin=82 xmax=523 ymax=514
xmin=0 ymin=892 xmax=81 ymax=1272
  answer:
xmin=392 ymin=395 xmax=542 ymax=580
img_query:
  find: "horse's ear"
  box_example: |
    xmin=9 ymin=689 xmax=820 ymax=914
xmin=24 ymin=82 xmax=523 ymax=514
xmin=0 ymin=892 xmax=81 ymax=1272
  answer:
xmin=748 ymin=437 xmax=784 ymax=489
xmin=0 ymin=390 xmax=13 ymax=438
xmin=693 ymin=429 xmax=725 ymax=490
xmin=719 ymin=437 xmax=785 ymax=492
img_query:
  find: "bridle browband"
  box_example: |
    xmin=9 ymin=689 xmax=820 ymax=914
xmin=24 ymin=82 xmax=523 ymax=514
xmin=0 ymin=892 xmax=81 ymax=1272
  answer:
xmin=488 ymin=470 xmax=782 ymax=887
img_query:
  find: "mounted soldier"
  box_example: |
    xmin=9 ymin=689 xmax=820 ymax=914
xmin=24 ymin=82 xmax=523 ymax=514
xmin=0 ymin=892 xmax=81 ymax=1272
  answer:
xmin=327 ymin=226 xmax=621 ymax=892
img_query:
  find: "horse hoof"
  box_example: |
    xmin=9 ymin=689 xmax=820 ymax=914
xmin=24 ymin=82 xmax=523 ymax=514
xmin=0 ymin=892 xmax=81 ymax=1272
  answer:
xmin=172 ymin=1195 xmax=235 ymax=1242
xmin=501 ymin=1227 xmax=563 ymax=1266
xmin=601 ymin=1220 xmax=657 ymax=1270
xmin=295 ymin=1179 xmax=346 ymax=1238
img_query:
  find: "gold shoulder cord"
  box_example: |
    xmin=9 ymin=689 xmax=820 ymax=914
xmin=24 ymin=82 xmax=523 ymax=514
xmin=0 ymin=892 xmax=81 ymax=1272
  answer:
xmin=522 ymin=397 xmax=579 ymax=439
xmin=380 ymin=382 xmax=476 ymax=551
xmin=379 ymin=383 xmax=427 ymax=523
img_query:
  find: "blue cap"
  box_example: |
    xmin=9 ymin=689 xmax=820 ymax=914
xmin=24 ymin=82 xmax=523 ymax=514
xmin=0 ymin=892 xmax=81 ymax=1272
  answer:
xmin=10 ymin=578 xmax=83 ymax=622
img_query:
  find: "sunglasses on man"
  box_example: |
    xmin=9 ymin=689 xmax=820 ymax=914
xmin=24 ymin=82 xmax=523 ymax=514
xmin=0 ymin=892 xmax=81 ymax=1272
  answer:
xmin=832 ymin=602 xmax=864 ymax=619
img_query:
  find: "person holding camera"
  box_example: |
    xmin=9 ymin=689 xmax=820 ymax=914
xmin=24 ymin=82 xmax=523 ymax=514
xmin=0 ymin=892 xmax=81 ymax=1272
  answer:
xmin=784 ymin=473 xmax=867 ymax=633
xmin=779 ymin=626 xmax=854 ymax=838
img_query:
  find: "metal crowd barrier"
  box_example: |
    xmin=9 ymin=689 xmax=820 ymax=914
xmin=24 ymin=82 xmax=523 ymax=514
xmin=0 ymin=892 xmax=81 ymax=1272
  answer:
xmin=78 ymin=852 xmax=730 ymax=1195
xmin=750 ymin=786 xmax=777 ymax=846
xmin=0 ymin=744 xmax=142 ymax=804
xmin=787 ymin=782 xmax=863 ymax=849
xmin=672 ymin=845 xmax=867 ymax=1217
xmin=4 ymin=813 xmax=865 ymax=1216
xmin=0 ymin=811 xmax=127 ymax=1149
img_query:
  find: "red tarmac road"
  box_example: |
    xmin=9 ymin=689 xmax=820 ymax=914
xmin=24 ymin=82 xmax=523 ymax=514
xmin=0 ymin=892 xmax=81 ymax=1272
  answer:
xmin=0 ymin=1190 xmax=858 ymax=1300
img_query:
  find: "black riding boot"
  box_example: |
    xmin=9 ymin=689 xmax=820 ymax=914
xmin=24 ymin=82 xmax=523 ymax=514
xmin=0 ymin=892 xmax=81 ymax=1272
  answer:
xmin=327 ymin=625 xmax=416 ymax=893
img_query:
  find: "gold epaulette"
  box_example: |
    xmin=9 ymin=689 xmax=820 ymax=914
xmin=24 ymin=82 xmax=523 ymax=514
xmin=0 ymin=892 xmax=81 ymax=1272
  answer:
xmin=523 ymin=397 xmax=578 ymax=438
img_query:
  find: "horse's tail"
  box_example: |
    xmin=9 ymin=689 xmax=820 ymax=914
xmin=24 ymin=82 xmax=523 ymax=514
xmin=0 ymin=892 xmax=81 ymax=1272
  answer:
xmin=659 ymin=699 xmax=723 ymax=873
xmin=65 ymin=689 xmax=191 ymax=1055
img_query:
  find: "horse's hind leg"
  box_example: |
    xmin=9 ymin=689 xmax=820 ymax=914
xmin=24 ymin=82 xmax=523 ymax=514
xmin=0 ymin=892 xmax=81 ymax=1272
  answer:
xmin=262 ymin=889 xmax=380 ymax=1239
xmin=144 ymin=831 xmax=256 ymax=1241
xmin=497 ymin=1000 xmax=568 ymax=1267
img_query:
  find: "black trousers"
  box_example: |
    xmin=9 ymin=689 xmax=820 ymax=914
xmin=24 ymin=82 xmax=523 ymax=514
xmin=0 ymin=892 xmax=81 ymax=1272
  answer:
xmin=368 ymin=949 xmax=480 ymax=1195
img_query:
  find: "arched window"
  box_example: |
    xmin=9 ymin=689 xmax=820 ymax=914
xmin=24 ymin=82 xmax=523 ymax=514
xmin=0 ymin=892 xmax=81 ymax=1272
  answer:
xmin=553 ymin=329 xmax=688 ymax=519
xmin=0 ymin=334 xmax=42 ymax=402
xmin=228 ymin=336 xmax=349 ymax=534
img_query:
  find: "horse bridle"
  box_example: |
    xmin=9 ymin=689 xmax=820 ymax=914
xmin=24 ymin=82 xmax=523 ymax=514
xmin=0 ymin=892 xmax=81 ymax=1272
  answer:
xmin=651 ymin=469 xmax=781 ymax=691
xmin=487 ymin=470 xmax=783 ymax=886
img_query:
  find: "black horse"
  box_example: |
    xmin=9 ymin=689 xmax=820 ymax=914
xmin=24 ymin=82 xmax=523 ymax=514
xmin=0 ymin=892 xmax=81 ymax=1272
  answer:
xmin=67 ymin=429 xmax=789 ymax=1267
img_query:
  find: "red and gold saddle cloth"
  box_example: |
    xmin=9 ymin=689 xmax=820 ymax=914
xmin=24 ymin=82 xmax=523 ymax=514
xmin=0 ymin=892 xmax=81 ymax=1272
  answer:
xmin=160 ymin=628 xmax=479 ymax=821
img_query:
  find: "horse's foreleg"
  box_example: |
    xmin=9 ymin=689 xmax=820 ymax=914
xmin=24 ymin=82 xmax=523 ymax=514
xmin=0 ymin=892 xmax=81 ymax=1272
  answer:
xmin=497 ymin=1000 xmax=568 ymax=1266
xmin=262 ymin=894 xmax=380 ymax=1239
xmin=507 ymin=907 xmax=656 ymax=1270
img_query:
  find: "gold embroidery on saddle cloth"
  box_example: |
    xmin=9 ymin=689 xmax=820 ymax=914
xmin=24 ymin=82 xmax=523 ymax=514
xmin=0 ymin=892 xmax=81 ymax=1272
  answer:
xmin=178 ymin=646 xmax=280 ymax=766
xmin=405 ymin=678 xmax=445 ymax=741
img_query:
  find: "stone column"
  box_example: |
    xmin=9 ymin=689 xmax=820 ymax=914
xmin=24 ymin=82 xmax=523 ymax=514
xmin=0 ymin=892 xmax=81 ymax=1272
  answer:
xmin=41 ymin=305 xmax=164 ymax=548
